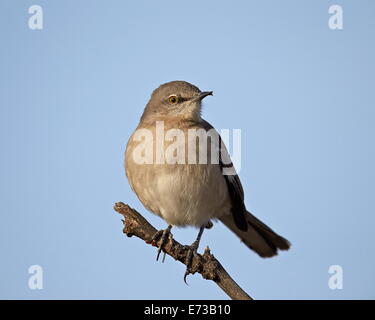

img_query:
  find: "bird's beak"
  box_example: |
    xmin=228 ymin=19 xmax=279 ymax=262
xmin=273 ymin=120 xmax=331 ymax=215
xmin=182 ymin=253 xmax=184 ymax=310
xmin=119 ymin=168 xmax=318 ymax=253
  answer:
xmin=195 ymin=91 xmax=213 ymax=101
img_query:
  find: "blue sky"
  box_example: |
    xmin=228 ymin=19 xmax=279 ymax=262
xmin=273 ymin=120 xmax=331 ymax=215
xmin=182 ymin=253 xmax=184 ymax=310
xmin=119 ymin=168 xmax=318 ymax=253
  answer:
xmin=0 ymin=0 xmax=374 ymax=299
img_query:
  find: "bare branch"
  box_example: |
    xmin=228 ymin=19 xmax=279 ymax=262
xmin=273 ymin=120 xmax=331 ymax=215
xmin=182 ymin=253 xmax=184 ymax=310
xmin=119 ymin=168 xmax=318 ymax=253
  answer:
xmin=114 ymin=202 xmax=253 ymax=300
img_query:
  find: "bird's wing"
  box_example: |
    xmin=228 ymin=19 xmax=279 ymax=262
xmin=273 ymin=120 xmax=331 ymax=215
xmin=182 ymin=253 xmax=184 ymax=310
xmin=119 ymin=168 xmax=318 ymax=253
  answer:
xmin=201 ymin=119 xmax=290 ymax=257
xmin=201 ymin=120 xmax=248 ymax=231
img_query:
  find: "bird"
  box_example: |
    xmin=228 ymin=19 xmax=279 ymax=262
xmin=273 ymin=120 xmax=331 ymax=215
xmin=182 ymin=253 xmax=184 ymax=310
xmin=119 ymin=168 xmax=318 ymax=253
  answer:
xmin=125 ymin=80 xmax=290 ymax=281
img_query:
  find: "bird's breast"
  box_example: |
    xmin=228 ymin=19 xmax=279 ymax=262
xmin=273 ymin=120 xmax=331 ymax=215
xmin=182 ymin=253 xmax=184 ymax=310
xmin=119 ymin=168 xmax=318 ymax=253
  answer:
xmin=125 ymin=122 xmax=231 ymax=227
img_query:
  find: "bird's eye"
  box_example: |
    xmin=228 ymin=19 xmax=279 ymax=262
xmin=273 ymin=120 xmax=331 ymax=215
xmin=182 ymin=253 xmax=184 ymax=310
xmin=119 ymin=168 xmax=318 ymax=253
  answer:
xmin=168 ymin=95 xmax=178 ymax=104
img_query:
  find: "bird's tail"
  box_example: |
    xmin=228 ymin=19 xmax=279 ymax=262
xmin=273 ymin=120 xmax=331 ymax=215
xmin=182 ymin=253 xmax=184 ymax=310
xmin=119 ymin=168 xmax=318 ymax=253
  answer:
xmin=219 ymin=211 xmax=291 ymax=258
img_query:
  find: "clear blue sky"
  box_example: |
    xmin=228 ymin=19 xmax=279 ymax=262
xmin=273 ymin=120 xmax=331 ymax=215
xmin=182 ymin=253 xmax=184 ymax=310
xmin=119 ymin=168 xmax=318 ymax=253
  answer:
xmin=1 ymin=0 xmax=374 ymax=299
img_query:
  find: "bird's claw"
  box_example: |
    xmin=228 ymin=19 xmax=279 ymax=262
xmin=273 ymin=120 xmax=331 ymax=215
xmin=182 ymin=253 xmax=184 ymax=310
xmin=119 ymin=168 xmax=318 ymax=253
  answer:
xmin=151 ymin=225 xmax=172 ymax=262
xmin=183 ymin=240 xmax=199 ymax=284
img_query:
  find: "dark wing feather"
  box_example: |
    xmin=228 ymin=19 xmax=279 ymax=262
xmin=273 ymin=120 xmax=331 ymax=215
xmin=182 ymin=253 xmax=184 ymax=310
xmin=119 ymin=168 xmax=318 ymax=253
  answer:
xmin=201 ymin=120 xmax=248 ymax=231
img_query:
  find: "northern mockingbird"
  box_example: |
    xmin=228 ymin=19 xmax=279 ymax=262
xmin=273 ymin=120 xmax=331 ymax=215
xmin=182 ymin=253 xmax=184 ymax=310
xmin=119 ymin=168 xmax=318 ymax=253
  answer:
xmin=125 ymin=81 xmax=290 ymax=281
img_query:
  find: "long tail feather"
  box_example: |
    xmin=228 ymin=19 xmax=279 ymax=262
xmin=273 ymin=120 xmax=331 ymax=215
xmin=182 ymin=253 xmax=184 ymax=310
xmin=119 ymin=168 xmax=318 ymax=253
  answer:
xmin=220 ymin=211 xmax=291 ymax=258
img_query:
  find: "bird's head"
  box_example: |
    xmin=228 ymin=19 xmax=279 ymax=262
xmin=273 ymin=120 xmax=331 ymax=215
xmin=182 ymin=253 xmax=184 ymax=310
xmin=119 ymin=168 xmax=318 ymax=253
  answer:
xmin=141 ymin=81 xmax=213 ymax=123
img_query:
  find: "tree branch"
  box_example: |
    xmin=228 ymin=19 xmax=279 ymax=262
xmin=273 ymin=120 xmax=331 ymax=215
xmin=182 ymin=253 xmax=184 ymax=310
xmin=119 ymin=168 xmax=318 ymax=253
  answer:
xmin=113 ymin=202 xmax=253 ymax=300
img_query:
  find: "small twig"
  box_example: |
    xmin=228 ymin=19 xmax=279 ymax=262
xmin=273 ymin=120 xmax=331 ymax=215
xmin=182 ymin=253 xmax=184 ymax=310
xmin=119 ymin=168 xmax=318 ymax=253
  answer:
xmin=114 ymin=202 xmax=252 ymax=300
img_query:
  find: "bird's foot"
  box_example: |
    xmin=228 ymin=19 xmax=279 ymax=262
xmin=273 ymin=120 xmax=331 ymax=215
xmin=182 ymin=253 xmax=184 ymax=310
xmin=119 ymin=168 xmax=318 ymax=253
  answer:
xmin=151 ymin=225 xmax=172 ymax=262
xmin=183 ymin=240 xmax=200 ymax=284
